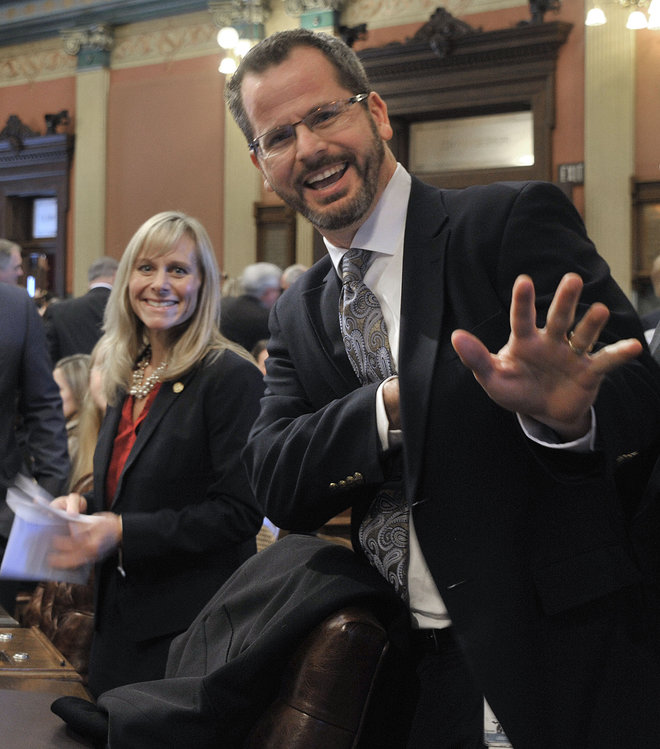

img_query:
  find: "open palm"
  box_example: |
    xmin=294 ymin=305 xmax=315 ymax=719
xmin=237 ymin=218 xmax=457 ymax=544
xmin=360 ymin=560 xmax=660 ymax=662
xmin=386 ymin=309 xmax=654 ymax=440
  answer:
xmin=451 ymin=273 xmax=643 ymax=441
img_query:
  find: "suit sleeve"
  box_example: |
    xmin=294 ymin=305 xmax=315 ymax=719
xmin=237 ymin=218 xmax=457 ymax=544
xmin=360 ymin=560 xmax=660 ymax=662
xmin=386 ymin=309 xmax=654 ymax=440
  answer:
xmin=120 ymin=353 xmax=265 ymax=564
xmin=42 ymin=305 xmax=60 ymax=366
xmin=243 ymin=300 xmax=390 ymax=532
xmin=18 ymin=294 xmax=70 ymax=496
xmin=490 ymin=182 xmax=660 ymax=468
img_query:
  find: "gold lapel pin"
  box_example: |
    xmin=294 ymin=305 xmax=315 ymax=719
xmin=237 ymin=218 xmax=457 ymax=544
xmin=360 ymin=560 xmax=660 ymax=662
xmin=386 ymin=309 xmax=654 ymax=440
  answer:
xmin=173 ymin=382 xmax=184 ymax=394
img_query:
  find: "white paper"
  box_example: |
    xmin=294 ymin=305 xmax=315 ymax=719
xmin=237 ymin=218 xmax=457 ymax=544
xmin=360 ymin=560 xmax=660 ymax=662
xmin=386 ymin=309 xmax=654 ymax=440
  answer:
xmin=0 ymin=476 xmax=95 ymax=584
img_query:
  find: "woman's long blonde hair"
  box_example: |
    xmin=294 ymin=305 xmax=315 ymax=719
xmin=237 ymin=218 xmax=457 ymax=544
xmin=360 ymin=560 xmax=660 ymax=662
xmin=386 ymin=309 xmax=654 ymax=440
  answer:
xmin=69 ymin=341 xmax=105 ymax=492
xmin=54 ymin=354 xmax=91 ymax=420
xmin=100 ymin=211 xmax=252 ymax=406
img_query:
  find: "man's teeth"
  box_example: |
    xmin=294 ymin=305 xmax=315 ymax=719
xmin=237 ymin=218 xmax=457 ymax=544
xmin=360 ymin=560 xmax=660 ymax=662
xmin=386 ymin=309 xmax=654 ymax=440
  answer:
xmin=307 ymin=164 xmax=344 ymax=185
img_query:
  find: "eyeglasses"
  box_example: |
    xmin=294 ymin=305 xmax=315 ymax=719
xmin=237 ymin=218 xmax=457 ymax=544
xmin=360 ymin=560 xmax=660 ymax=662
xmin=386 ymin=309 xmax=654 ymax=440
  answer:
xmin=248 ymin=93 xmax=369 ymax=160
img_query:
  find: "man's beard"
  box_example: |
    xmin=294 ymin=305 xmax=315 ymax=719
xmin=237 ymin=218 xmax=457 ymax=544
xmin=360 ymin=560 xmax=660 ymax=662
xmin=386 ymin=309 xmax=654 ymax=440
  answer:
xmin=272 ymin=122 xmax=386 ymax=232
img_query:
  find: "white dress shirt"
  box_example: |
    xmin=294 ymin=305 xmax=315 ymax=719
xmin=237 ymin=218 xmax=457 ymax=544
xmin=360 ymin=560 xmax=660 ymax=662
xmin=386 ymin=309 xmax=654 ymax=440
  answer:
xmin=326 ymin=164 xmax=594 ymax=629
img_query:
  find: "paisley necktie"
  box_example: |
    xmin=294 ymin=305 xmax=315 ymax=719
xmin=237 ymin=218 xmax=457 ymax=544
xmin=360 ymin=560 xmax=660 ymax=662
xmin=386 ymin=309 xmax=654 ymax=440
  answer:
xmin=339 ymin=248 xmax=409 ymax=600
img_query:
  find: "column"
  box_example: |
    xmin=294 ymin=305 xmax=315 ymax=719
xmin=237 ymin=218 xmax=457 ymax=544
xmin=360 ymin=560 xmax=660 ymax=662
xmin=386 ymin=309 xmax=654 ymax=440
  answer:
xmin=584 ymin=3 xmax=635 ymax=294
xmin=62 ymin=24 xmax=113 ymax=296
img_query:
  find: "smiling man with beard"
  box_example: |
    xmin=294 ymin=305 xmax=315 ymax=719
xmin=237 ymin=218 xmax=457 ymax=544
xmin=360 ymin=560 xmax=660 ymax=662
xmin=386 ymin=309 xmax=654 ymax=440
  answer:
xmin=225 ymin=29 xmax=660 ymax=748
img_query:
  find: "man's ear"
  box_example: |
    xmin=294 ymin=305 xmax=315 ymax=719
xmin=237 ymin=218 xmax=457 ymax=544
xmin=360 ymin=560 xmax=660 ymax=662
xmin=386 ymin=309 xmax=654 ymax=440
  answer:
xmin=367 ymin=92 xmax=393 ymax=142
xmin=249 ymin=152 xmax=274 ymax=192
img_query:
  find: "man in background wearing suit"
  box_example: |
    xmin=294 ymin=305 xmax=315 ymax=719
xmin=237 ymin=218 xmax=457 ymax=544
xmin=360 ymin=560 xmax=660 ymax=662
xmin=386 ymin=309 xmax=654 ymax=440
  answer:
xmin=0 ymin=239 xmax=24 ymax=285
xmin=43 ymin=256 xmax=118 ymax=363
xmin=228 ymin=30 xmax=660 ymax=747
xmin=0 ymin=283 xmax=69 ymax=611
xmin=220 ymin=261 xmax=282 ymax=352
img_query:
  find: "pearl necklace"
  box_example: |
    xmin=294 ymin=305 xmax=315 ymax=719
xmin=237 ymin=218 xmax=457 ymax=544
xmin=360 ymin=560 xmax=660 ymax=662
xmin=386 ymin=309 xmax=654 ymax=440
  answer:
xmin=129 ymin=347 xmax=169 ymax=399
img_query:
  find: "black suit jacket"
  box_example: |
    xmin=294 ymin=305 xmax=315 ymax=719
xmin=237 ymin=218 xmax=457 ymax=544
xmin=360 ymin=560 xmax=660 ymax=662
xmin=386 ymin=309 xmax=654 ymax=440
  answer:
xmin=43 ymin=285 xmax=111 ymax=364
xmin=88 ymin=350 xmax=264 ymax=690
xmin=243 ymin=180 xmax=660 ymax=747
xmin=96 ymin=534 xmax=408 ymax=748
xmin=0 ymin=284 xmax=69 ymax=538
xmin=220 ymin=293 xmax=271 ymax=352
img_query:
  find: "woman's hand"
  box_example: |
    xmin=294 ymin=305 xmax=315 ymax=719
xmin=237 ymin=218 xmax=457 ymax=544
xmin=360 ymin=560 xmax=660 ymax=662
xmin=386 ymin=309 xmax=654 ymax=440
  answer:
xmin=49 ymin=512 xmax=123 ymax=570
xmin=50 ymin=492 xmax=87 ymax=515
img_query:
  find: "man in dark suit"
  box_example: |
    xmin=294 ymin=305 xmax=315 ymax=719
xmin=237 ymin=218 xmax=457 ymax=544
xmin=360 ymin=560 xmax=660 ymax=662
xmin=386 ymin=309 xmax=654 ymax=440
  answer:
xmin=226 ymin=30 xmax=660 ymax=747
xmin=0 ymin=239 xmax=24 ymax=285
xmin=220 ymin=261 xmax=282 ymax=352
xmin=0 ymin=283 xmax=69 ymax=611
xmin=43 ymin=256 xmax=118 ymax=363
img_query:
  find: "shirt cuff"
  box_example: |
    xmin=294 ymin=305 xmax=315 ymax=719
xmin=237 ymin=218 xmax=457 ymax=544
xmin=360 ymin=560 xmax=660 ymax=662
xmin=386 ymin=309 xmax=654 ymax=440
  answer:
xmin=517 ymin=408 xmax=596 ymax=453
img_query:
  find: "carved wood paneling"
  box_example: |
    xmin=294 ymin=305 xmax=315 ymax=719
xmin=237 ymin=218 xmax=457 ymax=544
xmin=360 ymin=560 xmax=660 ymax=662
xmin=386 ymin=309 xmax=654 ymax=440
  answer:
xmin=358 ymin=19 xmax=572 ymax=187
xmin=0 ymin=130 xmax=73 ymax=296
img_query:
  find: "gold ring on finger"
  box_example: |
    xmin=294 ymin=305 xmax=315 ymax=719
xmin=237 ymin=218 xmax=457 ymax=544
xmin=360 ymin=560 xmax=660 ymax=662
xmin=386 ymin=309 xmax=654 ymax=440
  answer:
xmin=567 ymin=331 xmax=591 ymax=356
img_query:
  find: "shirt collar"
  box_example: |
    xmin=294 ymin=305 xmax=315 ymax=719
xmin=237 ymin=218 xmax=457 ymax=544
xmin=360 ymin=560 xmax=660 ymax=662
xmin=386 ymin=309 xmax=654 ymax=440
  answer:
xmin=326 ymin=163 xmax=411 ymax=275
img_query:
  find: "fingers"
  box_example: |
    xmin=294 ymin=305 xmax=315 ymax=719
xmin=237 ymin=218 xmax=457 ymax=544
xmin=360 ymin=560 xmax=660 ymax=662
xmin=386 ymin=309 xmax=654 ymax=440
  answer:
xmin=451 ymin=329 xmax=494 ymax=379
xmin=49 ymin=532 xmax=89 ymax=569
xmin=382 ymin=376 xmax=401 ymax=429
xmin=588 ymin=337 xmax=643 ymax=374
xmin=509 ymin=274 xmax=537 ymax=340
xmin=518 ymin=272 xmax=611 ymax=357
xmin=48 ymin=514 xmax=117 ymax=569
xmin=567 ymin=302 xmax=609 ymax=355
xmin=51 ymin=492 xmax=86 ymax=515
xmin=50 ymin=497 xmax=69 ymax=512
xmin=543 ymin=273 xmax=583 ymax=341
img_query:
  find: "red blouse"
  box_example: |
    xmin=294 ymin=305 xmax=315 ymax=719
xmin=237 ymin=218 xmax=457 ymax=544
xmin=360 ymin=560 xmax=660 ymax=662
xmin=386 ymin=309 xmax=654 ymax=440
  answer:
xmin=105 ymin=384 xmax=161 ymax=508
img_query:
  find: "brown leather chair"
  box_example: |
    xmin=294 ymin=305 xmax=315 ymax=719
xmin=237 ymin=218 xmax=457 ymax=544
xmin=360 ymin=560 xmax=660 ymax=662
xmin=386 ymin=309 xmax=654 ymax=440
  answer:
xmin=245 ymin=606 xmax=392 ymax=749
xmin=19 ymin=580 xmax=94 ymax=680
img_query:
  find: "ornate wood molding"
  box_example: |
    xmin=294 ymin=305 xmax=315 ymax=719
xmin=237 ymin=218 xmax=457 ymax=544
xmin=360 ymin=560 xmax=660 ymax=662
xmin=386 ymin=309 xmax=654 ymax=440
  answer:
xmin=359 ymin=19 xmax=572 ymax=90
xmin=0 ymin=123 xmax=73 ymax=296
xmin=358 ymin=16 xmax=573 ymax=188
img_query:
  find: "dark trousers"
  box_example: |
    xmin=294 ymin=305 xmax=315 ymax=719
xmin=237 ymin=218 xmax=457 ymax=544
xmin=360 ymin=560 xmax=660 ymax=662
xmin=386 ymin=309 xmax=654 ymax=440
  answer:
xmin=359 ymin=627 xmax=486 ymax=749
xmin=405 ymin=628 xmax=485 ymax=749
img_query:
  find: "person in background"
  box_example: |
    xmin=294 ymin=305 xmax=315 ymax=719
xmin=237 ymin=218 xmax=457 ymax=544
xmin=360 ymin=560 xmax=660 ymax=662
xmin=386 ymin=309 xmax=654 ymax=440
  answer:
xmin=251 ymin=338 xmax=269 ymax=375
xmin=281 ymin=262 xmax=308 ymax=291
xmin=23 ymin=353 xmax=97 ymax=682
xmin=0 ymin=283 xmax=69 ymax=613
xmin=220 ymin=261 xmax=282 ymax=351
xmin=43 ymin=256 xmax=119 ymax=364
xmin=49 ymin=211 xmax=264 ymax=697
xmin=0 ymin=239 xmax=23 ymax=285
xmin=69 ymin=341 xmax=108 ymax=494
xmin=52 ymin=354 xmax=91 ymax=479
xmin=228 ymin=29 xmax=660 ymax=747
xmin=642 ymin=254 xmax=660 ymax=341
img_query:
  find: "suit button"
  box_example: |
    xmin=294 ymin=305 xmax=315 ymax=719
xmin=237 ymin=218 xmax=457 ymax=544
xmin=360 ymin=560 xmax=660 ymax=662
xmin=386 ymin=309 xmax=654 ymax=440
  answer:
xmin=353 ymin=472 xmax=363 ymax=482
xmin=339 ymin=480 xmax=346 ymax=488
xmin=329 ymin=482 xmax=337 ymax=490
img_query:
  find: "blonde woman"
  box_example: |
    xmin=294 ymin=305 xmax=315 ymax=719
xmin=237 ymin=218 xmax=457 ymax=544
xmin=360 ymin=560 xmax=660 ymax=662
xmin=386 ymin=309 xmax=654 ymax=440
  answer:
xmin=50 ymin=211 xmax=264 ymax=697
xmin=68 ymin=341 xmax=107 ymax=493
xmin=52 ymin=353 xmax=91 ymax=471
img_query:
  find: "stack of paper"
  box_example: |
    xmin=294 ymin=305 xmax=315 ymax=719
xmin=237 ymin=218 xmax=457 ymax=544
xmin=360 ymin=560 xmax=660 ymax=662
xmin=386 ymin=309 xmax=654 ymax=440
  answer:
xmin=0 ymin=475 xmax=94 ymax=584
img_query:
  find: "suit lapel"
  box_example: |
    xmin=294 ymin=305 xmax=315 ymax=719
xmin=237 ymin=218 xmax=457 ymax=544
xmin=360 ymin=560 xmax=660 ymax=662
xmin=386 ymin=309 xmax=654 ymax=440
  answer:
xmin=108 ymin=366 xmax=199 ymax=509
xmin=399 ymin=178 xmax=450 ymax=496
xmin=301 ymin=264 xmax=359 ymax=392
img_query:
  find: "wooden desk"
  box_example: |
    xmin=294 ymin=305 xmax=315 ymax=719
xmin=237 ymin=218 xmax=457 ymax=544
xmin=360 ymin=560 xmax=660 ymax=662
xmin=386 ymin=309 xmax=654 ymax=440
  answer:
xmin=0 ymin=627 xmax=94 ymax=747
xmin=0 ymin=627 xmax=90 ymax=699
xmin=0 ymin=690 xmax=96 ymax=747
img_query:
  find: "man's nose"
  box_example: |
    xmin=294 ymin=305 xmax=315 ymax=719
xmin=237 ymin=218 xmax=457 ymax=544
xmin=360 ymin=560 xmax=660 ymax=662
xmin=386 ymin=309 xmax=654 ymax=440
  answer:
xmin=294 ymin=123 xmax=327 ymax=159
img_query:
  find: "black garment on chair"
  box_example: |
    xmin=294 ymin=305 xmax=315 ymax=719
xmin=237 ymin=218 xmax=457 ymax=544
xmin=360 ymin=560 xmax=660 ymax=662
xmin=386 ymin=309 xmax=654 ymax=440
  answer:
xmin=53 ymin=534 xmax=410 ymax=748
